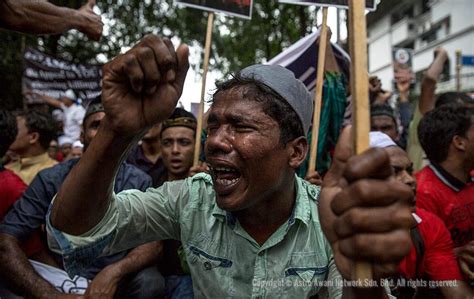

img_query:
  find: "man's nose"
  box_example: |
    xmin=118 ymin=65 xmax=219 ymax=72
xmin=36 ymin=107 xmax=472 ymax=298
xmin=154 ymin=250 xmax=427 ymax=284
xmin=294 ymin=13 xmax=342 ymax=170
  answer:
xmin=206 ymin=126 xmax=233 ymax=155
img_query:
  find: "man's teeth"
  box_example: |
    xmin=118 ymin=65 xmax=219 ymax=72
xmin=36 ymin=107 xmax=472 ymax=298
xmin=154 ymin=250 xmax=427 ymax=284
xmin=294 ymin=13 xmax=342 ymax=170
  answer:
xmin=216 ymin=178 xmax=239 ymax=185
xmin=214 ymin=167 xmax=235 ymax=172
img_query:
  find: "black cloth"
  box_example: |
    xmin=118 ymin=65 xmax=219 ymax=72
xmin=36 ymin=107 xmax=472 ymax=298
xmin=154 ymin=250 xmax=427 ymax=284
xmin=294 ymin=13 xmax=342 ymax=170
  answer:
xmin=0 ymin=158 xmax=152 ymax=279
xmin=127 ymin=145 xmax=167 ymax=187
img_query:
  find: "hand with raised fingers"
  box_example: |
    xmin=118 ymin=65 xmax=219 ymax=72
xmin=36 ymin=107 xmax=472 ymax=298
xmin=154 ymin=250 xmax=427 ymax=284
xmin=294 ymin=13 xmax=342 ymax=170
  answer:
xmin=102 ymin=35 xmax=189 ymax=138
xmin=77 ymin=0 xmax=103 ymax=40
xmin=318 ymin=126 xmax=416 ymax=280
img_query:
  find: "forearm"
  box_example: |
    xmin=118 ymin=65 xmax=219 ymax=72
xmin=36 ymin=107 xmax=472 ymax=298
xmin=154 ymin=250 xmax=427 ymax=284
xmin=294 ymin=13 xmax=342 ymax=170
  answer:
xmin=0 ymin=0 xmax=83 ymax=35
xmin=105 ymin=241 xmax=163 ymax=277
xmin=419 ymin=53 xmax=447 ymax=114
xmin=51 ymin=117 xmax=136 ymax=235
xmin=419 ymin=76 xmax=437 ymax=114
xmin=0 ymin=234 xmax=59 ymax=299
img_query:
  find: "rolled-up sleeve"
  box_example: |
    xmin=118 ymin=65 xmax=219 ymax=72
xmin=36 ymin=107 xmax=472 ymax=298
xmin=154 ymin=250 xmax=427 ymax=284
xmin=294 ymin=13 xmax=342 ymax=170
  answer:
xmin=46 ymin=179 xmax=190 ymax=277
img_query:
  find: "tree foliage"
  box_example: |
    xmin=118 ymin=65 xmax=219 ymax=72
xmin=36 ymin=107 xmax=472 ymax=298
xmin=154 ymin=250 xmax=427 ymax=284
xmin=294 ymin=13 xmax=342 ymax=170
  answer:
xmin=0 ymin=0 xmax=317 ymax=110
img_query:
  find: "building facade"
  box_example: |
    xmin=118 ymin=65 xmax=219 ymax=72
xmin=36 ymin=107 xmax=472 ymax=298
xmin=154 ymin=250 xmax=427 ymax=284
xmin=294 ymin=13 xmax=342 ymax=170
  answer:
xmin=367 ymin=0 xmax=474 ymax=94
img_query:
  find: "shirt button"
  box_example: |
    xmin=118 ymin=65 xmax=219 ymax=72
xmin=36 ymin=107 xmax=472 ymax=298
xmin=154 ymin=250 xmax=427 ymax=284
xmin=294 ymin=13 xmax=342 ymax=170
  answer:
xmin=258 ymin=251 xmax=264 ymax=256
xmin=203 ymin=261 xmax=212 ymax=270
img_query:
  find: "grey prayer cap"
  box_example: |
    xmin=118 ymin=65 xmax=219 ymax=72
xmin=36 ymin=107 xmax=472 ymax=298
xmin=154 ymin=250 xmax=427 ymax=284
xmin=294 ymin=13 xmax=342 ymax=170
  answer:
xmin=239 ymin=64 xmax=313 ymax=135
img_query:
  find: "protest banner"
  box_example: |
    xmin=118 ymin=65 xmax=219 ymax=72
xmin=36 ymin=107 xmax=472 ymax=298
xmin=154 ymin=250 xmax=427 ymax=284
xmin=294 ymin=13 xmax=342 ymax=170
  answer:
xmin=22 ymin=48 xmax=102 ymax=105
xmin=392 ymin=47 xmax=415 ymax=86
xmin=176 ymin=0 xmax=253 ymax=19
xmin=279 ymin=0 xmax=376 ymax=11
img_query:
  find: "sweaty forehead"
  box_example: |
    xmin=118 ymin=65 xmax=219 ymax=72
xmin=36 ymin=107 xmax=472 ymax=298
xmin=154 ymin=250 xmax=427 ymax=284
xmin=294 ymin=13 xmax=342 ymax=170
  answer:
xmin=210 ymin=87 xmax=267 ymax=116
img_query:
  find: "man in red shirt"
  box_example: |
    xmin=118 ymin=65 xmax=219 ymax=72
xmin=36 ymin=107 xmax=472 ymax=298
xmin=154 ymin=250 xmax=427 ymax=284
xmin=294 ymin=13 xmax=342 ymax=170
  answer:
xmin=417 ymin=104 xmax=474 ymax=282
xmin=0 ymin=110 xmax=26 ymax=220
xmin=369 ymin=131 xmax=472 ymax=297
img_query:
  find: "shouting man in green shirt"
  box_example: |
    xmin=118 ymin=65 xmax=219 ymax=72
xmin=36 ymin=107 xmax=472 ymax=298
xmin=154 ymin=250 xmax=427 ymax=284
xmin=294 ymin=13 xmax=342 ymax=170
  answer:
xmin=47 ymin=35 xmax=415 ymax=298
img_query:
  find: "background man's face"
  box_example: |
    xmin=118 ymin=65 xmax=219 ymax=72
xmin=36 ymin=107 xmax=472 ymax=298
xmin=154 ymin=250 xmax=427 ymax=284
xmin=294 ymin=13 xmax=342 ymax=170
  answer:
xmin=371 ymin=115 xmax=399 ymax=142
xmin=160 ymin=126 xmax=195 ymax=180
xmin=82 ymin=112 xmax=105 ymax=150
xmin=386 ymin=146 xmax=416 ymax=196
xmin=9 ymin=116 xmax=31 ymax=154
xmin=205 ymin=87 xmax=291 ymax=212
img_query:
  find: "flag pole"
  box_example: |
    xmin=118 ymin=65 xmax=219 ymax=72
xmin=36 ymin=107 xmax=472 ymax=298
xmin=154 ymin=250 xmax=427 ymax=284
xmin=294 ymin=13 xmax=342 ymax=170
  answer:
xmin=456 ymin=50 xmax=462 ymax=92
xmin=307 ymin=7 xmax=328 ymax=175
xmin=193 ymin=12 xmax=214 ymax=167
xmin=348 ymin=0 xmax=372 ymax=281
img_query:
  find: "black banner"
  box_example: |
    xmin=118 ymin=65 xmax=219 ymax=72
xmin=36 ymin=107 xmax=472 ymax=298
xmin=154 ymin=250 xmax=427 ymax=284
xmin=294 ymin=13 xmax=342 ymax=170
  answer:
xmin=22 ymin=48 xmax=102 ymax=105
xmin=279 ymin=0 xmax=376 ymax=11
xmin=176 ymin=0 xmax=254 ymax=19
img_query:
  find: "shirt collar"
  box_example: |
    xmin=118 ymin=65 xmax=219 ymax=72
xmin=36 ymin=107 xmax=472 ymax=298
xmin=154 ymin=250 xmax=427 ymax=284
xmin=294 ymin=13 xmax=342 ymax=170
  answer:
xmin=18 ymin=152 xmax=51 ymax=167
xmin=429 ymin=162 xmax=466 ymax=192
xmin=211 ymin=175 xmax=317 ymax=228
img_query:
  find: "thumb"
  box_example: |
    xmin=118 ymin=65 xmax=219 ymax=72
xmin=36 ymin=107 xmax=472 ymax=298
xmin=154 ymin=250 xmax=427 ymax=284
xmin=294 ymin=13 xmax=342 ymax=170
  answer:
xmin=87 ymin=0 xmax=96 ymax=9
xmin=175 ymin=44 xmax=190 ymax=97
xmin=322 ymin=125 xmax=353 ymax=187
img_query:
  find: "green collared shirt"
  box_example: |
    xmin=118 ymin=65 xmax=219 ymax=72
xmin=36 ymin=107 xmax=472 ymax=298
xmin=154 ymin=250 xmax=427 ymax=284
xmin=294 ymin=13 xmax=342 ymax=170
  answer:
xmin=47 ymin=173 xmax=342 ymax=298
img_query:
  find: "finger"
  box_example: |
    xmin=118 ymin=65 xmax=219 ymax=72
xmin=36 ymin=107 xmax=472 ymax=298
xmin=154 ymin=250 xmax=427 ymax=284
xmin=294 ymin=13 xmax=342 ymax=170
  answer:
xmin=175 ymin=44 xmax=190 ymax=96
xmin=338 ymin=229 xmax=411 ymax=263
xmin=161 ymin=37 xmax=179 ymax=82
xmin=344 ymin=147 xmax=392 ymax=183
xmin=121 ymin=54 xmax=144 ymax=93
xmin=142 ymin=35 xmax=177 ymax=82
xmin=459 ymin=260 xmax=474 ymax=279
xmin=334 ymin=205 xmax=415 ymax=238
xmin=323 ymin=126 xmax=353 ymax=187
xmin=87 ymin=0 xmax=96 ymax=8
xmin=135 ymin=46 xmax=161 ymax=95
xmin=331 ymin=178 xmax=413 ymax=215
xmin=459 ymin=252 xmax=474 ymax=265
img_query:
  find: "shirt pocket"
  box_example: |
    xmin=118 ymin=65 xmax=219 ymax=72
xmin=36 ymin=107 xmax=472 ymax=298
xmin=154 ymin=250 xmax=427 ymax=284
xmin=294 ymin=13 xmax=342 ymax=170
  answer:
xmin=184 ymin=234 xmax=235 ymax=297
xmin=282 ymin=252 xmax=328 ymax=297
xmin=188 ymin=245 xmax=233 ymax=270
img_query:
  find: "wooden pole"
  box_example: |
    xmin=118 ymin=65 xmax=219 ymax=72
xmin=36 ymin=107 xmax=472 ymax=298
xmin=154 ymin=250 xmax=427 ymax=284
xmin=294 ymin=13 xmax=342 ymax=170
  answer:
xmin=193 ymin=12 xmax=214 ymax=167
xmin=456 ymin=50 xmax=462 ymax=92
xmin=348 ymin=0 xmax=372 ymax=280
xmin=307 ymin=7 xmax=328 ymax=175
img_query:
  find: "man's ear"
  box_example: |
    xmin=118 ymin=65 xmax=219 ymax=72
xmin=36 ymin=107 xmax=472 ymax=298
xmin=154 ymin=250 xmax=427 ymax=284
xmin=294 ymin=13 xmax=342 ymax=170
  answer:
xmin=452 ymin=135 xmax=467 ymax=152
xmin=80 ymin=128 xmax=85 ymax=144
xmin=29 ymin=132 xmax=39 ymax=145
xmin=288 ymin=136 xmax=308 ymax=169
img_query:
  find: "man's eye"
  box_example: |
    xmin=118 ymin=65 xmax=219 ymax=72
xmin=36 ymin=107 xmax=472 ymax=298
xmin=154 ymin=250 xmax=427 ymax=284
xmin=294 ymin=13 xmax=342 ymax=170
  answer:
xmin=179 ymin=139 xmax=191 ymax=146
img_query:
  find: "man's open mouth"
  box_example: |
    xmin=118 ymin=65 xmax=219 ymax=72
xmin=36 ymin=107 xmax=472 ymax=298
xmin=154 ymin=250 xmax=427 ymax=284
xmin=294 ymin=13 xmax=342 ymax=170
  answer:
xmin=209 ymin=165 xmax=242 ymax=195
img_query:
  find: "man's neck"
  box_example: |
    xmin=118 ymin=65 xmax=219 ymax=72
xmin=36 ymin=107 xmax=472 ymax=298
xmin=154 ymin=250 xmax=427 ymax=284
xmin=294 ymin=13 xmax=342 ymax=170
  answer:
xmin=235 ymin=179 xmax=296 ymax=246
xmin=18 ymin=146 xmax=46 ymax=159
xmin=141 ymin=139 xmax=161 ymax=163
xmin=440 ymin=156 xmax=469 ymax=183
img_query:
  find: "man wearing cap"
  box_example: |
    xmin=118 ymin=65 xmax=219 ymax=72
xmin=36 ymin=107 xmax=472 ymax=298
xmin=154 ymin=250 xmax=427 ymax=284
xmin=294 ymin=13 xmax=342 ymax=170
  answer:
xmin=30 ymin=89 xmax=86 ymax=143
xmin=0 ymin=96 xmax=165 ymax=298
xmin=47 ymin=35 xmax=415 ymax=297
xmin=370 ymin=104 xmax=401 ymax=146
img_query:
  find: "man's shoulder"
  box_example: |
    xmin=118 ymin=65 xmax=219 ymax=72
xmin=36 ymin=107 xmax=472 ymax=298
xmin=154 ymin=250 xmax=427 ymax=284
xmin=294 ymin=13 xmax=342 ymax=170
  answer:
xmin=37 ymin=158 xmax=78 ymax=179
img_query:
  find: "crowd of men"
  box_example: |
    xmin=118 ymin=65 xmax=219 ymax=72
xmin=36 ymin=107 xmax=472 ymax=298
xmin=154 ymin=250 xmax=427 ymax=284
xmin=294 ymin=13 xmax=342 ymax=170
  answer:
xmin=0 ymin=1 xmax=473 ymax=298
